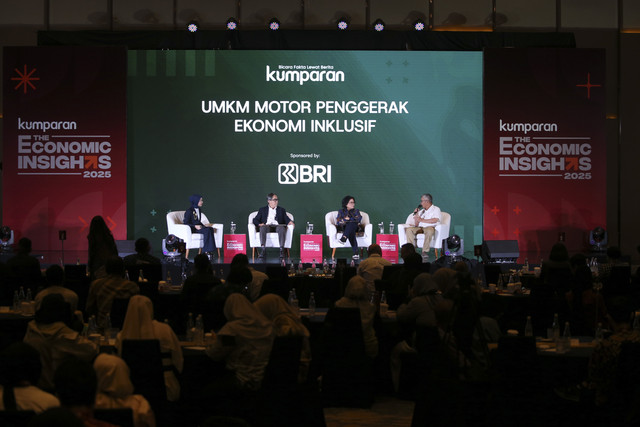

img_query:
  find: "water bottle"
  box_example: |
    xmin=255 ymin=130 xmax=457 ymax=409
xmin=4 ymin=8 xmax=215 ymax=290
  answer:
xmin=595 ymin=322 xmax=604 ymax=342
xmin=281 ymin=257 xmax=286 ymax=267
xmin=18 ymin=286 xmax=26 ymax=302
xmin=523 ymin=257 xmax=530 ymax=273
xmin=186 ymin=313 xmax=195 ymax=342
xmin=524 ymin=315 xmax=533 ymax=337
xmin=88 ymin=315 xmax=98 ymax=336
xmin=311 ymin=259 xmax=316 ymax=270
xmin=289 ymin=262 xmax=295 ymax=276
xmin=323 ymin=258 xmax=329 ymax=274
xmin=350 ymin=258 xmax=355 ymax=267
xmin=181 ymin=269 xmax=187 ymax=285
xmin=125 ymin=270 xmax=130 ymax=281
xmin=297 ymin=262 xmax=304 ymax=274
xmin=12 ymin=291 xmax=20 ymax=312
xmin=25 ymin=288 xmax=32 ymax=302
xmin=76 ymin=258 xmax=81 ymax=265
xmin=166 ymin=270 xmax=172 ymax=285
xmin=290 ymin=288 xmax=299 ymax=316
xmin=389 ymin=221 xmax=395 ymax=234
xmin=563 ymin=321 xmax=571 ymax=339
xmin=194 ymin=314 xmax=204 ymax=345
xmin=139 ymin=269 xmax=146 ymax=282
xmin=308 ymin=292 xmax=316 ymax=317
xmin=104 ymin=313 xmax=112 ymax=338
xmin=552 ymin=313 xmax=560 ymax=342
xmin=379 ymin=291 xmax=389 ymax=317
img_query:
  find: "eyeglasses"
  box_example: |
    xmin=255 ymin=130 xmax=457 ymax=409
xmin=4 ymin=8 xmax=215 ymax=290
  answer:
xmin=270 ymin=198 xmax=279 ymax=201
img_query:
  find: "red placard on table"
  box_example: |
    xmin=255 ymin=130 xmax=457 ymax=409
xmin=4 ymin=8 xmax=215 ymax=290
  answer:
xmin=300 ymin=234 xmax=323 ymax=263
xmin=376 ymin=234 xmax=399 ymax=264
xmin=224 ymin=234 xmax=246 ymax=261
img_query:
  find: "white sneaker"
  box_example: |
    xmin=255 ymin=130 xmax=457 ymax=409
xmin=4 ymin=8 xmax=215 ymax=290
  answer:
xmin=352 ymin=254 xmax=360 ymax=260
xmin=421 ymin=252 xmax=430 ymax=262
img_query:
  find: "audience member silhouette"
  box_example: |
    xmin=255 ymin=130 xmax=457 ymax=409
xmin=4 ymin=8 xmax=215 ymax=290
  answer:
xmin=86 ymin=256 xmax=140 ymax=329
xmin=35 ymin=264 xmax=79 ymax=313
xmin=6 ymin=237 xmax=43 ymax=292
xmin=205 ymin=294 xmax=274 ymax=395
xmin=87 ymin=215 xmax=118 ymax=281
xmin=335 ymin=276 xmax=379 ymax=358
xmin=115 ymin=295 xmax=183 ymax=402
xmin=0 ymin=342 xmax=60 ymax=412
xmin=53 ymin=358 xmax=117 ymax=427
xmin=181 ymin=253 xmax=221 ymax=331
xmin=229 ymin=254 xmax=268 ymax=302
xmin=123 ymin=238 xmax=161 ymax=266
xmin=254 ymin=293 xmax=311 ymax=383
xmin=23 ymin=294 xmax=98 ymax=391
xmin=93 ymin=353 xmax=156 ymax=427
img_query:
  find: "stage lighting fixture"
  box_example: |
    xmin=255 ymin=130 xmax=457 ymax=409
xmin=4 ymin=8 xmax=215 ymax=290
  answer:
xmin=589 ymin=226 xmax=608 ymax=252
xmin=226 ymin=17 xmax=238 ymax=30
xmin=373 ymin=19 xmax=385 ymax=32
xmin=163 ymin=234 xmax=185 ymax=258
xmin=187 ymin=20 xmax=199 ymax=32
xmin=269 ymin=18 xmax=280 ymax=31
xmin=443 ymin=234 xmax=464 ymax=257
xmin=0 ymin=226 xmax=13 ymax=252
xmin=413 ymin=19 xmax=425 ymax=31
xmin=337 ymin=17 xmax=349 ymax=30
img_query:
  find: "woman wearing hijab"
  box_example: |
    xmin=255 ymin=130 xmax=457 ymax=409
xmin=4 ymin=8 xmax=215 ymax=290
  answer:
xmin=254 ymin=294 xmax=311 ymax=383
xmin=93 ymin=353 xmax=156 ymax=427
xmin=184 ymin=194 xmax=217 ymax=258
xmin=335 ymin=276 xmax=378 ymax=358
xmin=23 ymin=294 xmax=98 ymax=391
xmin=336 ymin=195 xmax=363 ymax=259
xmin=115 ymin=295 xmax=183 ymax=402
xmin=397 ymin=273 xmax=443 ymax=329
xmin=205 ymin=293 xmax=274 ymax=393
xmin=87 ymin=215 xmax=118 ymax=280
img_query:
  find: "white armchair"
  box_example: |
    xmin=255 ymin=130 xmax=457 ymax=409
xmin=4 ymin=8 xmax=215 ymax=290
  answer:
xmin=166 ymin=211 xmax=223 ymax=259
xmin=397 ymin=212 xmax=451 ymax=258
xmin=247 ymin=211 xmax=295 ymax=260
xmin=325 ymin=211 xmax=373 ymax=259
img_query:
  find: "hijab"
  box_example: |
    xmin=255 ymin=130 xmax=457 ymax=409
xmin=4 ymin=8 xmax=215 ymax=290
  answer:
xmin=118 ymin=295 xmax=155 ymax=342
xmin=189 ymin=194 xmax=202 ymax=209
xmin=34 ymin=293 xmax=71 ymax=325
xmin=412 ymin=273 xmax=438 ymax=296
xmin=254 ymin=294 xmax=309 ymax=337
xmin=94 ymin=354 xmax=134 ymax=399
xmin=343 ymin=276 xmax=368 ymax=301
xmin=218 ymin=293 xmax=272 ymax=340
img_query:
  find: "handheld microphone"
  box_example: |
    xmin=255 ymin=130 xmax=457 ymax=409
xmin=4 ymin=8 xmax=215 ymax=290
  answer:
xmin=413 ymin=204 xmax=422 ymax=215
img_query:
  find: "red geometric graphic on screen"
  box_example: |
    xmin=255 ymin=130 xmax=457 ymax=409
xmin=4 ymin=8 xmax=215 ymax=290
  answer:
xmin=11 ymin=64 xmax=40 ymax=94
xmin=576 ymin=73 xmax=601 ymax=99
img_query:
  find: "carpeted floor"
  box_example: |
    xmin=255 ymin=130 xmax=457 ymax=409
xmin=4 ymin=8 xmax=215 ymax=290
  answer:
xmin=324 ymin=395 xmax=414 ymax=427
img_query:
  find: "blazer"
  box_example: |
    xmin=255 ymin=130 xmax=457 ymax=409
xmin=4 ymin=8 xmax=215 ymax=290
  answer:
xmin=183 ymin=207 xmax=205 ymax=232
xmin=253 ymin=206 xmax=289 ymax=227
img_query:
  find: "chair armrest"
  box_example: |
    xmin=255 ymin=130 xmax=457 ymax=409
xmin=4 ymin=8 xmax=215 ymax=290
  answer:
xmin=168 ymin=223 xmax=192 ymax=242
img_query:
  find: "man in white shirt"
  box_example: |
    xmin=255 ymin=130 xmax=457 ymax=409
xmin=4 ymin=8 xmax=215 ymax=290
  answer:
xmin=404 ymin=193 xmax=441 ymax=262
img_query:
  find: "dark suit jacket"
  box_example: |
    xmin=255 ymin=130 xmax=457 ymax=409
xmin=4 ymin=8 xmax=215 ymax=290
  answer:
xmin=253 ymin=206 xmax=289 ymax=227
xmin=184 ymin=207 xmax=204 ymax=232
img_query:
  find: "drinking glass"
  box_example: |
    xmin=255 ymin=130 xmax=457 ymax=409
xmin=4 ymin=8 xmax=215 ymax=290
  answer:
xmin=378 ymin=222 xmax=384 ymax=234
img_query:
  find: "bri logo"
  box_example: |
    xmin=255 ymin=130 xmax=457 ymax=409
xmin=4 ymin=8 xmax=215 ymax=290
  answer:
xmin=278 ymin=164 xmax=332 ymax=184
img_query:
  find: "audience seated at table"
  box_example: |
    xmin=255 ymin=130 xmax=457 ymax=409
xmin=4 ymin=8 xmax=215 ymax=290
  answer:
xmin=35 ymin=264 xmax=79 ymax=314
xmin=180 ymin=254 xmax=221 ymax=331
xmin=86 ymin=256 xmax=140 ymax=330
xmin=540 ymin=242 xmax=574 ymax=296
xmin=386 ymin=250 xmax=422 ymax=310
xmin=335 ymin=276 xmax=379 ymax=359
xmin=435 ymin=272 xmax=500 ymax=381
xmin=87 ymin=215 xmax=119 ymax=281
xmin=93 ymin=353 xmax=156 ymax=427
xmin=54 ymin=358 xmax=118 ymax=427
xmin=229 ymin=254 xmax=268 ymax=302
xmin=123 ymin=238 xmax=161 ymax=266
xmin=433 ymin=267 xmax=459 ymax=299
xmin=205 ymin=266 xmax=253 ymax=331
xmin=5 ymin=237 xmax=43 ymax=292
xmin=392 ymin=272 xmax=443 ymax=392
xmin=115 ymin=295 xmax=183 ymax=402
xmin=23 ymin=294 xmax=98 ymax=391
xmin=254 ymin=293 xmax=311 ymax=383
xmin=0 ymin=342 xmax=60 ymax=412
xmin=566 ymin=264 xmax=609 ymax=336
xmin=598 ymin=246 xmax=630 ymax=297
xmin=357 ymin=244 xmax=391 ymax=293
xmin=204 ymin=293 xmax=274 ymax=396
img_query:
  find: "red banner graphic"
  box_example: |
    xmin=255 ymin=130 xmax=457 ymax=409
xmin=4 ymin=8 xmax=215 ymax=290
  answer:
xmin=3 ymin=47 xmax=128 ymax=251
xmin=483 ymin=48 xmax=606 ymax=261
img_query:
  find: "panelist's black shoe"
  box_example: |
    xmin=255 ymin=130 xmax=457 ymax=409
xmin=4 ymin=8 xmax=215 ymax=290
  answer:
xmin=279 ymin=248 xmax=285 ymax=259
xmin=258 ymin=247 xmax=266 ymax=261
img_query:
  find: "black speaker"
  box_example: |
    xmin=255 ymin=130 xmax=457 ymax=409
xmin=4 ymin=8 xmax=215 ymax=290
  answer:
xmin=481 ymin=240 xmax=519 ymax=263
